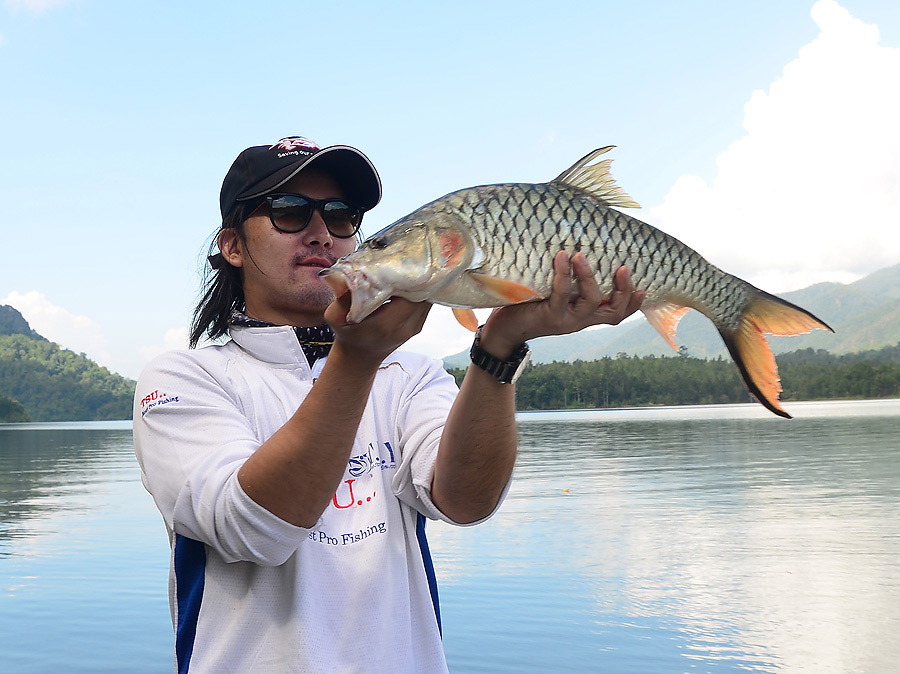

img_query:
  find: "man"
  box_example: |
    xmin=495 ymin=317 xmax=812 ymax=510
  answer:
xmin=134 ymin=135 xmax=644 ymax=674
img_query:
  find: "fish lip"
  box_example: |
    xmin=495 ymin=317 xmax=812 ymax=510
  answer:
xmin=318 ymin=262 xmax=350 ymax=280
xmin=317 ymin=265 xmax=384 ymax=324
xmin=319 ymin=266 xmax=351 ymax=298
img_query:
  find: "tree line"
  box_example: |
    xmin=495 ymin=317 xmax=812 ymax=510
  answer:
xmin=4 ymin=333 xmax=900 ymax=422
xmin=447 ymin=344 xmax=900 ymax=410
xmin=0 ymin=392 xmax=30 ymax=422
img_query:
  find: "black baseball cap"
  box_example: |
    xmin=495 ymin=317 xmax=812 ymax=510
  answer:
xmin=219 ymin=136 xmax=382 ymax=220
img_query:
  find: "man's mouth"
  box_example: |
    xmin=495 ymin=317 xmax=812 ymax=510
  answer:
xmin=295 ymin=255 xmax=334 ymax=268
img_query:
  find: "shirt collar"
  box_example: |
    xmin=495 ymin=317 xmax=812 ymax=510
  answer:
xmin=228 ymin=312 xmax=334 ymax=365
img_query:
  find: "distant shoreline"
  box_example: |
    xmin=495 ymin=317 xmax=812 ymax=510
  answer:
xmin=0 ymin=419 xmax=133 ymax=430
xmin=4 ymin=398 xmax=899 ymax=429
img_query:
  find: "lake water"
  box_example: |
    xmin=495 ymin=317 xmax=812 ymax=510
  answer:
xmin=1 ymin=400 xmax=898 ymax=673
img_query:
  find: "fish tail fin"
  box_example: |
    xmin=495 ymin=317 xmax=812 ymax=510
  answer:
xmin=720 ymin=290 xmax=833 ymax=419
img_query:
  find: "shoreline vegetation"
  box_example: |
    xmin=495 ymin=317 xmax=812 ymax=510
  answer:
xmin=448 ymin=344 xmax=900 ymax=413
xmin=1 ymin=345 xmax=899 ymax=423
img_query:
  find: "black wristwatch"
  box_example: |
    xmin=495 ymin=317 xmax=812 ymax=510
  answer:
xmin=469 ymin=326 xmax=531 ymax=384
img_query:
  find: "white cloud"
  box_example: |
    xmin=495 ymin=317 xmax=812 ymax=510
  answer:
xmin=2 ymin=291 xmax=114 ymax=366
xmin=139 ymin=327 xmax=190 ymax=365
xmin=647 ymin=0 xmax=900 ymax=293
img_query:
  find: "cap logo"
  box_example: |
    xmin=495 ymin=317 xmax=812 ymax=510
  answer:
xmin=271 ymin=136 xmax=319 ymax=153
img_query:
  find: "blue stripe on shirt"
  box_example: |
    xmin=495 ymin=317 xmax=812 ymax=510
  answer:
xmin=174 ymin=534 xmax=206 ymax=674
xmin=416 ymin=512 xmax=442 ymax=635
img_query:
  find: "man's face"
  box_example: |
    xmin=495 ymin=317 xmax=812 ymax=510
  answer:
xmin=219 ymin=169 xmax=359 ymax=327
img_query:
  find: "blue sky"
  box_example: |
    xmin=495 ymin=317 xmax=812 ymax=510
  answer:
xmin=2 ymin=0 xmax=899 ymax=378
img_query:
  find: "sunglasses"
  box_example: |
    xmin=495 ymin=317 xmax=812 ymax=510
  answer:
xmin=259 ymin=193 xmax=365 ymax=239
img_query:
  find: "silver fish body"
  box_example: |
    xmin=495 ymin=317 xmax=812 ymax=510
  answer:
xmin=322 ymin=147 xmax=832 ymax=417
xmin=403 ymin=181 xmax=749 ymax=330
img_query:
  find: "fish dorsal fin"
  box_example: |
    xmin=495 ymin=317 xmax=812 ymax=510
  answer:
xmin=551 ymin=146 xmax=641 ymax=209
xmin=641 ymin=301 xmax=691 ymax=352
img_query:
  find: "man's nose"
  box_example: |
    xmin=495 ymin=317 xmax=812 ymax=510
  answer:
xmin=301 ymin=211 xmax=333 ymax=247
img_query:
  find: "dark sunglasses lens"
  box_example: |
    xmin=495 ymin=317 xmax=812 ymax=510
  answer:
xmin=269 ymin=196 xmax=312 ymax=233
xmin=322 ymin=201 xmax=362 ymax=238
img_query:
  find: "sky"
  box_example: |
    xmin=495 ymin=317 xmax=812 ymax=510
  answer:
xmin=2 ymin=0 xmax=900 ymax=379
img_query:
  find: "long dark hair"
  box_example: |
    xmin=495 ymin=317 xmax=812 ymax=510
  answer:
xmin=189 ymin=204 xmax=251 ymax=348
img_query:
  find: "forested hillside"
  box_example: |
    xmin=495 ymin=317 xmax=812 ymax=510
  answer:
xmin=0 ymin=392 xmax=29 ymax=423
xmin=0 ymin=307 xmax=134 ymax=422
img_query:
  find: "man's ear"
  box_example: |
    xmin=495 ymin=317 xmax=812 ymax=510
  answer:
xmin=218 ymin=228 xmax=244 ymax=268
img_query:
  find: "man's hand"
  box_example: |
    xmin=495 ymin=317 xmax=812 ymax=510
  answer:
xmin=325 ymin=293 xmax=432 ymax=366
xmin=479 ymin=251 xmax=646 ymax=358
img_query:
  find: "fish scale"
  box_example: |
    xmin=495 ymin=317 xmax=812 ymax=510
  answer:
xmin=461 ymin=182 xmax=745 ymax=324
xmin=322 ymin=146 xmax=832 ymax=417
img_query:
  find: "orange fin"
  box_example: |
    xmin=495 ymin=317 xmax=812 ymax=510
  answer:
xmin=470 ymin=273 xmax=543 ymax=304
xmin=721 ymin=290 xmax=833 ymax=419
xmin=642 ymin=301 xmax=690 ymax=352
xmin=740 ymin=290 xmax=833 ymax=336
xmin=452 ymin=307 xmax=479 ymax=332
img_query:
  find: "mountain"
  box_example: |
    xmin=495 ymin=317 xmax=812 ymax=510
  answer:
xmin=0 ymin=306 xmax=135 ymax=422
xmin=0 ymin=304 xmax=45 ymax=340
xmin=444 ymin=264 xmax=900 ymax=368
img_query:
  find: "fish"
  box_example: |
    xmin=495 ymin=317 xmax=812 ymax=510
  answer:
xmin=320 ymin=146 xmax=833 ymax=418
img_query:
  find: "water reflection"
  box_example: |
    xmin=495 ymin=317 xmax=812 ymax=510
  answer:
xmin=0 ymin=421 xmax=171 ymax=673
xmin=0 ymin=423 xmax=136 ymax=556
xmin=431 ymin=400 xmax=900 ymax=673
xmin=1 ymin=406 xmax=898 ymax=673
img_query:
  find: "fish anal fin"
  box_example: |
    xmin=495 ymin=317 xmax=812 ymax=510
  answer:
xmin=452 ymin=307 xmax=479 ymax=332
xmin=551 ymin=146 xmax=641 ymax=209
xmin=642 ymin=302 xmax=690 ymax=352
xmin=470 ymin=273 xmax=543 ymax=304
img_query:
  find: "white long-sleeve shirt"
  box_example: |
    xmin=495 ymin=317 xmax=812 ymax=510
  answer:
xmin=133 ymin=324 xmax=505 ymax=674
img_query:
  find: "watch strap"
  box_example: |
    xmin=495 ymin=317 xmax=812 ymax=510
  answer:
xmin=469 ymin=326 xmax=530 ymax=384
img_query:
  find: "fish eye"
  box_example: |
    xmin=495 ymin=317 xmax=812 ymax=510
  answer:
xmin=369 ymin=236 xmax=389 ymax=250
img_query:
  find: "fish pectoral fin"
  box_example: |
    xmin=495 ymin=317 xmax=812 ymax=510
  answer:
xmin=469 ymin=273 xmax=544 ymax=304
xmin=551 ymin=146 xmax=641 ymax=209
xmin=641 ymin=301 xmax=691 ymax=352
xmin=452 ymin=308 xmax=479 ymax=332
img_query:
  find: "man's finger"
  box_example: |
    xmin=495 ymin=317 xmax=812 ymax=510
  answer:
xmin=547 ymin=250 xmax=572 ymax=312
xmin=570 ymin=252 xmax=603 ymax=305
xmin=605 ymin=266 xmax=636 ymax=311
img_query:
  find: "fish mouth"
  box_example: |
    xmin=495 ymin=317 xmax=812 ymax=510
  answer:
xmin=319 ymin=265 xmax=389 ymax=323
